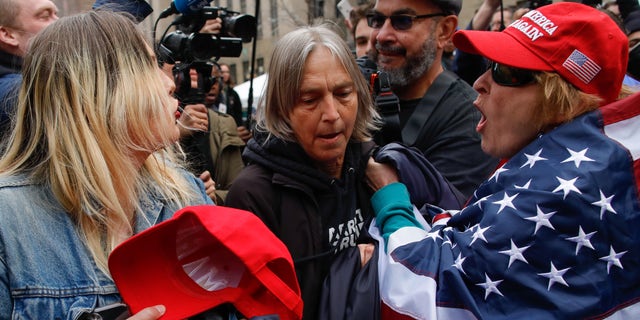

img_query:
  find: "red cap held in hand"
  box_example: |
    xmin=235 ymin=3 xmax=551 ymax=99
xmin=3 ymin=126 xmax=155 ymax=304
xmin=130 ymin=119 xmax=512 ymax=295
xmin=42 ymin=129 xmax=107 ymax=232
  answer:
xmin=109 ymin=205 xmax=303 ymax=320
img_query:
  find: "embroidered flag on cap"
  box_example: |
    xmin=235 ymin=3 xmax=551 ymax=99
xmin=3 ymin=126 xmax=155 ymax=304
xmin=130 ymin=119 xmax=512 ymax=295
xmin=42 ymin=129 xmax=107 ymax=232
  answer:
xmin=562 ymin=49 xmax=601 ymax=84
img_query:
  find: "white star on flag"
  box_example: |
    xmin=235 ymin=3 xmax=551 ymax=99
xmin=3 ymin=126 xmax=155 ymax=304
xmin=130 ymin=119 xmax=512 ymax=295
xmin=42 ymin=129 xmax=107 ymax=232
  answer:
xmin=490 ymin=167 xmax=508 ymax=183
xmin=476 ymin=273 xmax=504 ymax=299
xmin=453 ymin=253 xmax=467 ymax=275
xmin=493 ymin=192 xmax=518 ymax=214
xmin=473 ymin=195 xmax=490 ymax=209
xmin=561 ymin=148 xmax=595 ymax=168
xmin=515 ymin=179 xmax=532 ymax=189
xmin=499 ymin=239 xmax=530 ymax=268
xmin=591 ymin=190 xmax=617 ymax=220
xmin=552 ymin=176 xmax=582 ymax=199
xmin=599 ymin=246 xmax=627 ymax=274
xmin=521 ymin=149 xmax=548 ymax=168
xmin=565 ymin=226 xmax=596 ymax=255
xmin=470 ymin=225 xmax=491 ymax=246
xmin=525 ymin=205 xmax=556 ymax=234
xmin=539 ymin=262 xmax=571 ymax=290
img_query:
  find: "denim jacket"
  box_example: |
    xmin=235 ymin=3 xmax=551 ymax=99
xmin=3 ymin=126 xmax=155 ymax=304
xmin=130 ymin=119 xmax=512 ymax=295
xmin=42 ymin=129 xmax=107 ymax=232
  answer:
xmin=0 ymin=171 xmax=213 ymax=319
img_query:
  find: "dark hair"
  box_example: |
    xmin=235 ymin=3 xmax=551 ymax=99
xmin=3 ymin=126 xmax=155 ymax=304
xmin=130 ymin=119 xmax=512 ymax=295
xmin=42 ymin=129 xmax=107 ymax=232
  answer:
xmin=349 ymin=2 xmax=374 ymax=36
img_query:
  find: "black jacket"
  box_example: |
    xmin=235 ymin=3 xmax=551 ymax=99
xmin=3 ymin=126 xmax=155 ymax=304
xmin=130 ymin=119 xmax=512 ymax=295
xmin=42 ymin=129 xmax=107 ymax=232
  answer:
xmin=0 ymin=50 xmax=21 ymax=133
xmin=225 ymin=132 xmax=376 ymax=320
xmin=395 ymin=71 xmax=499 ymax=199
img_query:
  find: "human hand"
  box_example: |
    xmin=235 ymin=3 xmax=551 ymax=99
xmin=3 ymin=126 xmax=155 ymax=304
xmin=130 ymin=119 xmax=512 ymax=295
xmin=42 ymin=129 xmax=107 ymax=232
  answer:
xmin=358 ymin=243 xmax=375 ymax=267
xmin=200 ymin=170 xmax=217 ymax=203
xmin=365 ymin=157 xmax=399 ymax=191
xmin=178 ymin=104 xmax=209 ymax=136
xmin=237 ymin=126 xmax=252 ymax=143
xmin=199 ymin=18 xmax=223 ymax=34
xmin=484 ymin=0 xmax=502 ymax=9
xmin=513 ymin=8 xmax=529 ymax=20
xmin=126 ymin=305 xmax=165 ymax=320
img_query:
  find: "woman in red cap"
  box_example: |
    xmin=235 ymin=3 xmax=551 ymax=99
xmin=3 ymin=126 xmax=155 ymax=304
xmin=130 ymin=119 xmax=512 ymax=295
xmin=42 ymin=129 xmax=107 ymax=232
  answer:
xmin=366 ymin=2 xmax=640 ymax=319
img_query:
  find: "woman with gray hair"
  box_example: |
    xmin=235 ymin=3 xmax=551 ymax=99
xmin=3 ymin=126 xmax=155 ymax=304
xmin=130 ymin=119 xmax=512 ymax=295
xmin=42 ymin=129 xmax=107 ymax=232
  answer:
xmin=225 ymin=24 xmax=381 ymax=320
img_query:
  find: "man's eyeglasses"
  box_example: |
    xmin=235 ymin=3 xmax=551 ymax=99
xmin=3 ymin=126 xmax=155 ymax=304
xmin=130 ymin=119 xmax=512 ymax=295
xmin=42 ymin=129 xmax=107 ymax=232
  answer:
xmin=490 ymin=61 xmax=537 ymax=87
xmin=366 ymin=13 xmax=446 ymax=31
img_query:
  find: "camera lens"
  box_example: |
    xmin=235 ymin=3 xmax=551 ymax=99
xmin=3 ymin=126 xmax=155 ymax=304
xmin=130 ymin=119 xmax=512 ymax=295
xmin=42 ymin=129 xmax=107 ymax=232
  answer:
xmin=223 ymin=14 xmax=256 ymax=42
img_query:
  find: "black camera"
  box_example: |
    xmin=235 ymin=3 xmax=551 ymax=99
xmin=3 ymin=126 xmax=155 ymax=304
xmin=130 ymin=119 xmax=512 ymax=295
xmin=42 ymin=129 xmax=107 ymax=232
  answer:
xmin=158 ymin=31 xmax=243 ymax=63
xmin=158 ymin=7 xmax=255 ymax=64
xmin=172 ymin=7 xmax=256 ymax=42
xmin=156 ymin=5 xmax=255 ymax=105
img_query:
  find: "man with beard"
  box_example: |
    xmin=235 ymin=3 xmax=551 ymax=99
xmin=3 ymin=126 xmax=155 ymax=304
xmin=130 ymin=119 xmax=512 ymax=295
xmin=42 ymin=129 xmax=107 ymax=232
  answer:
xmin=368 ymin=0 xmax=499 ymax=199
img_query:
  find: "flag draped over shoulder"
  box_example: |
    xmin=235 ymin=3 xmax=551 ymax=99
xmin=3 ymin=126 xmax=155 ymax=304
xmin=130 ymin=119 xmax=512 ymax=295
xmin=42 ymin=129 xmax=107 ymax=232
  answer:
xmin=371 ymin=92 xmax=640 ymax=320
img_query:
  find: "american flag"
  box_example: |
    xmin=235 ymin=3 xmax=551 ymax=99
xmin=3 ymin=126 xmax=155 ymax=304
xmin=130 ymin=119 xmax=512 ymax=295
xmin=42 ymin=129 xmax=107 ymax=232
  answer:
xmin=562 ymin=49 xmax=602 ymax=84
xmin=371 ymin=92 xmax=640 ymax=319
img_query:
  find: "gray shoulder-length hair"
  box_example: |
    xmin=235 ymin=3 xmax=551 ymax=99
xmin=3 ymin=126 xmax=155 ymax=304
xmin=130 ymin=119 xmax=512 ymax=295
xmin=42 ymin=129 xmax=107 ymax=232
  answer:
xmin=254 ymin=23 xmax=381 ymax=142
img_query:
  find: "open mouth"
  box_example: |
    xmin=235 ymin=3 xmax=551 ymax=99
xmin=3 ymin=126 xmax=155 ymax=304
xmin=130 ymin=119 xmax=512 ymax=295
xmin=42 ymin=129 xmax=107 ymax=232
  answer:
xmin=476 ymin=113 xmax=487 ymax=133
xmin=474 ymin=102 xmax=486 ymax=133
xmin=318 ymin=132 xmax=341 ymax=141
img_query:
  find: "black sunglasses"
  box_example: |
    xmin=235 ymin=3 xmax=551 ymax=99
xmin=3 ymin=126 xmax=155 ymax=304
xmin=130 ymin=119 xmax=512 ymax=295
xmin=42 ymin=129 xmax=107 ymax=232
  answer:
xmin=366 ymin=12 xmax=446 ymax=31
xmin=490 ymin=61 xmax=537 ymax=87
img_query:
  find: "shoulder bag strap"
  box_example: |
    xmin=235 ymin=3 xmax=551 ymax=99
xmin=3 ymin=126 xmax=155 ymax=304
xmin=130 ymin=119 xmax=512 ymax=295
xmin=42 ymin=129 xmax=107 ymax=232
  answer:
xmin=401 ymin=71 xmax=458 ymax=147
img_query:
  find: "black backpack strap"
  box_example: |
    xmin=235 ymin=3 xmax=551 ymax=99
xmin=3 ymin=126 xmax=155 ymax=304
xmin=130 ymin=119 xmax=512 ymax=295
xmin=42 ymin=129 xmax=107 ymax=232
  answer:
xmin=374 ymin=72 xmax=402 ymax=143
xmin=401 ymin=71 xmax=458 ymax=146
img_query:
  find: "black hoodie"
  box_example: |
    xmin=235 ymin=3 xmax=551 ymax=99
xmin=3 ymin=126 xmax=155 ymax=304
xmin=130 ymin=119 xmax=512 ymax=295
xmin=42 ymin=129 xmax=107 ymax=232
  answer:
xmin=225 ymin=130 xmax=376 ymax=320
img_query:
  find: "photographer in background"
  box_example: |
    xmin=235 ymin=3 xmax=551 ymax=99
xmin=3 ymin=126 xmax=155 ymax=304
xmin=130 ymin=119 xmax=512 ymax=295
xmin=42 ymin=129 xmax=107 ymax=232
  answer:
xmin=162 ymin=60 xmax=245 ymax=205
xmin=156 ymin=4 xmax=256 ymax=204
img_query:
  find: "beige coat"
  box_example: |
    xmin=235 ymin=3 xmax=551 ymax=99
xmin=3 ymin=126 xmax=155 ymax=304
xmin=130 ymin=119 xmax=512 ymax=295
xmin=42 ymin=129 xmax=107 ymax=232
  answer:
xmin=206 ymin=110 xmax=245 ymax=204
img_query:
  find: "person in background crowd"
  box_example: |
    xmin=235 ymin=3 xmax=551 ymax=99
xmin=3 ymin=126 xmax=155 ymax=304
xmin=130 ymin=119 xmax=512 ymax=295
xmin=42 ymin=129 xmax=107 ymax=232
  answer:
xmin=602 ymin=0 xmax=621 ymax=18
xmin=204 ymin=62 xmax=226 ymax=111
xmin=0 ymin=0 xmax=58 ymax=135
xmin=366 ymin=3 xmax=640 ymax=318
xmin=488 ymin=6 xmax=514 ymax=32
xmin=1 ymin=0 xmax=155 ymax=139
xmin=220 ymin=63 xmax=252 ymax=143
xmin=596 ymin=5 xmax=640 ymax=88
xmin=0 ymin=10 xmax=213 ymax=318
xmin=368 ymin=0 xmax=498 ymax=199
xmin=349 ymin=1 xmax=375 ymax=58
xmin=442 ymin=37 xmax=455 ymax=70
xmin=162 ymin=61 xmax=245 ymax=205
xmin=225 ymin=24 xmax=381 ymax=320
xmin=624 ymin=10 xmax=640 ymax=84
xmin=451 ymin=0 xmax=529 ymax=86
xmin=218 ymin=64 xmax=244 ymax=120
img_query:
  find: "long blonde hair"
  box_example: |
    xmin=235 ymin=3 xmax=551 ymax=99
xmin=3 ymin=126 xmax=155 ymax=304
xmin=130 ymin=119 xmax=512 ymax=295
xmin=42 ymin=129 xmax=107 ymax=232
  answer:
xmin=0 ymin=11 xmax=198 ymax=273
xmin=532 ymin=72 xmax=600 ymax=131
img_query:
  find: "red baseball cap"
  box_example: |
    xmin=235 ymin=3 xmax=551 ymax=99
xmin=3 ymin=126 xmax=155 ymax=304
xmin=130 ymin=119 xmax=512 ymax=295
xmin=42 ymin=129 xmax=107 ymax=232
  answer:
xmin=453 ymin=2 xmax=628 ymax=105
xmin=108 ymin=205 xmax=303 ymax=320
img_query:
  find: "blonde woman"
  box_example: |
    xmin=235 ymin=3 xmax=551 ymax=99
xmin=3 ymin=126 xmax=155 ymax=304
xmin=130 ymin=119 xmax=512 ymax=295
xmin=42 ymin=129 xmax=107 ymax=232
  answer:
xmin=0 ymin=10 xmax=213 ymax=319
